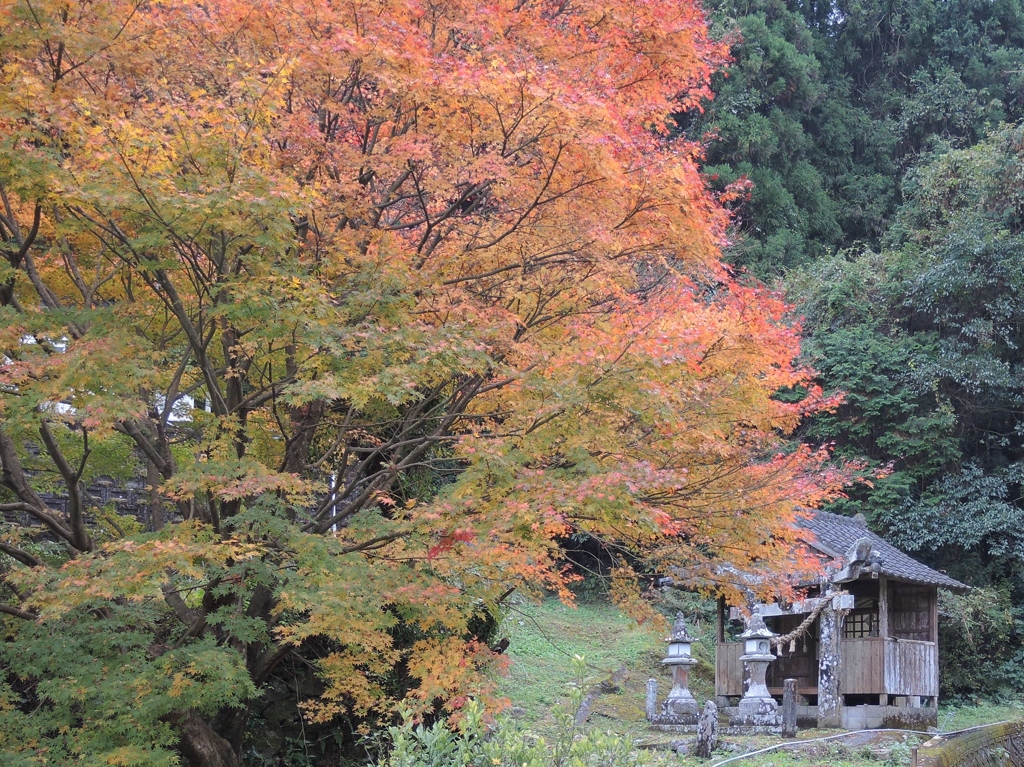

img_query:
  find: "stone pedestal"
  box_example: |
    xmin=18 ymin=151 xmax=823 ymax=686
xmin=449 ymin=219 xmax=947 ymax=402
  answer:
xmin=729 ymin=613 xmax=781 ymax=733
xmin=646 ymin=614 xmax=700 ymax=729
xmin=733 ymin=650 xmax=778 ymax=725
xmin=663 ymin=655 xmax=699 ymax=719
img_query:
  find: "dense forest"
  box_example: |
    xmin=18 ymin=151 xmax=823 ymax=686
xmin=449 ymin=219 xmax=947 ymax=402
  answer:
xmin=690 ymin=0 xmax=1024 ymax=697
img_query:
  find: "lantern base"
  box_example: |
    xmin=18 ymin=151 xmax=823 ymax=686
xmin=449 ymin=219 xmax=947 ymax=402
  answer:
xmin=664 ymin=694 xmax=699 ymax=719
xmin=737 ymin=695 xmax=778 ymax=718
xmin=730 ymin=695 xmax=781 ymax=731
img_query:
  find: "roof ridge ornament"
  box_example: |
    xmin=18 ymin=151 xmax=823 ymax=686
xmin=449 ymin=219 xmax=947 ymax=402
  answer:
xmin=832 ymin=536 xmax=883 ymax=583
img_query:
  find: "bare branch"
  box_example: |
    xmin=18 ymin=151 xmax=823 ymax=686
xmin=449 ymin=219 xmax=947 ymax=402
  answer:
xmin=0 ymin=425 xmax=76 ymax=544
xmin=0 ymin=540 xmax=43 ymax=568
xmin=38 ymin=420 xmax=92 ymax=551
xmin=0 ymin=602 xmax=37 ymax=621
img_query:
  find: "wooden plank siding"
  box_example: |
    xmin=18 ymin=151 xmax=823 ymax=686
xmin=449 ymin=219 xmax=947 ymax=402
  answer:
xmin=885 ymin=639 xmax=939 ymax=697
xmin=889 ymin=584 xmax=932 ymax=641
xmin=841 ymin=637 xmax=884 ymax=694
xmin=715 ymin=642 xmax=745 ymax=697
xmin=838 ymin=637 xmax=937 ymax=697
xmin=716 ymin=638 xmax=937 ymax=697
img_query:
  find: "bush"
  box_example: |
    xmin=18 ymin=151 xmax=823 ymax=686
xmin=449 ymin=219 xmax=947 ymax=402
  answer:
xmin=378 ymin=657 xmax=649 ymax=767
xmin=938 ymin=587 xmax=1024 ymax=699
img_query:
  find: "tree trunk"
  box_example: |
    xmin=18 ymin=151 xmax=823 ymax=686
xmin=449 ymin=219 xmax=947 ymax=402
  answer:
xmin=174 ymin=710 xmax=240 ymax=767
xmin=146 ymin=456 xmax=164 ymax=531
xmin=214 ymin=706 xmax=251 ymax=757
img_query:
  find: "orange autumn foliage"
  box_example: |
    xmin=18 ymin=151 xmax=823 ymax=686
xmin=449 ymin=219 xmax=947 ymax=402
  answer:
xmin=0 ymin=0 xmax=844 ymax=763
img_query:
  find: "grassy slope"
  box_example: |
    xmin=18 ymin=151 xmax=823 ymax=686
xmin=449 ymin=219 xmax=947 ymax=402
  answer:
xmin=497 ymin=598 xmax=710 ymax=729
xmin=495 ymin=598 xmax=1023 ymax=767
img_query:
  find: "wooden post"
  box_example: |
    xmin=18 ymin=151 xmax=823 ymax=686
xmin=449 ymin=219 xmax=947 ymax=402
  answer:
xmin=879 ymin=575 xmax=889 ymax=639
xmin=930 ymin=586 xmax=938 ymax=644
xmin=929 ymin=585 xmax=939 ymax=708
xmin=818 ymin=600 xmax=843 ymax=728
xmin=782 ymin=678 xmax=797 ymax=737
xmin=878 ymin=576 xmax=890 ymax=708
xmin=717 ymin=596 xmax=726 ymax=643
xmin=715 ymin=596 xmax=726 ymax=705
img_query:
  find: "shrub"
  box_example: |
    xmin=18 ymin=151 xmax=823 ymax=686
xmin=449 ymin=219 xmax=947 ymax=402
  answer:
xmin=378 ymin=657 xmax=650 ymax=767
xmin=938 ymin=587 xmax=1023 ymax=699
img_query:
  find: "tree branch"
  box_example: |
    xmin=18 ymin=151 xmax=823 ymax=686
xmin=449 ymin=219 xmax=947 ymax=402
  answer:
xmin=38 ymin=419 xmax=92 ymax=552
xmin=0 ymin=602 xmax=37 ymax=620
xmin=0 ymin=540 xmax=43 ymax=568
xmin=0 ymin=425 xmax=76 ymax=544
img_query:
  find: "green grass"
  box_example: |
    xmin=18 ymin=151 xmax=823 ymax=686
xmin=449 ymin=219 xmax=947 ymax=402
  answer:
xmin=496 ymin=597 xmax=717 ymax=731
xmin=495 ymin=597 xmax=1024 ymax=767
xmin=665 ymin=732 xmax=926 ymax=767
xmin=936 ymin=700 xmax=1024 ymax=731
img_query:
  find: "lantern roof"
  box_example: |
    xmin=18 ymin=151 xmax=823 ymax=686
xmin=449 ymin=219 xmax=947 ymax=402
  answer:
xmin=738 ymin=612 xmax=776 ymax=640
xmin=667 ymin=612 xmax=696 ymax=643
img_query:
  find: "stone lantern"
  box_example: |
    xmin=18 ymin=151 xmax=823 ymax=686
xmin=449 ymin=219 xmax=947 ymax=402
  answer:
xmin=734 ymin=612 xmax=780 ymax=727
xmin=662 ymin=613 xmax=699 ymax=719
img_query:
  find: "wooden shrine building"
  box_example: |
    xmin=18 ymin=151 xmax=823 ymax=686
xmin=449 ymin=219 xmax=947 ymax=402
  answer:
xmin=714 ymin=511 xmax=968 ymax=730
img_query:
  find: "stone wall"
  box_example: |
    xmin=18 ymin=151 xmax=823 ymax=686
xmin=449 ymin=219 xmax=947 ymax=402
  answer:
xmin=913 ymin=720 xmax=1024 ymax=767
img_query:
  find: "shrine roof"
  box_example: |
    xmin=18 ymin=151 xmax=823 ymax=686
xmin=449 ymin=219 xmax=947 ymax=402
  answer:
xmin=798 ymin=510 xmax=969 ymax=593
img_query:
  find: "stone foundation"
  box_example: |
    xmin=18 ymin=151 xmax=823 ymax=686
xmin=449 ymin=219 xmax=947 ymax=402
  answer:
xmin=842 ymin=704 xmax=938 ymax=730
xmin=718 ymin=702 xmax=937 ymax=731
xmin=648 ymin=722 xmax=698 ymax=733
xmin=722 ymin=698 xmax=781 ymax=734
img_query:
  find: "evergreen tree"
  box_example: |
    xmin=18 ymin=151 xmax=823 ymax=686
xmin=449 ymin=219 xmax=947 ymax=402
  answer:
xmin=791 ymin=127 xmax=1024 ymax=640
xmin=693 ymin=0 xmax=1024 ymax=277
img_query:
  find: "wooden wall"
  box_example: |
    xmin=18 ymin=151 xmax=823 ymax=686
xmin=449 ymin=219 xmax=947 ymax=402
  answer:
xmin=885 ymin=638 xmax=939 ymax=696
xmin=715 ymin=642 xmax=744 ymax=697
xmin=767 ymin=614 xmax=818 ymax=693
xmin=841 ymin=637 xmax=884 ymax=694
xmin=889 ymin=584 xmax=933 ymax=641
xmin=716 ymin=637 xmax=937 ymax=698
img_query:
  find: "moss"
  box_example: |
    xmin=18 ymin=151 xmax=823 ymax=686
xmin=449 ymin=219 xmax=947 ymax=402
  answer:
xmin=917 ymin=720 xmax=1024 ymax=767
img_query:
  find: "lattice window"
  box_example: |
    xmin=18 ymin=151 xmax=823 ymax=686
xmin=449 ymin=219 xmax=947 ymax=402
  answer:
xmin=889 ymin=585 xmax=932 ymax=641
xmin=843 ymin=608 xmax=879 ymax=638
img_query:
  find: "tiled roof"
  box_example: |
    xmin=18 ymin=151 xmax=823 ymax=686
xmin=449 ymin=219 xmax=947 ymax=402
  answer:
xmin=798 ymin=510 xmax=969 ymax=593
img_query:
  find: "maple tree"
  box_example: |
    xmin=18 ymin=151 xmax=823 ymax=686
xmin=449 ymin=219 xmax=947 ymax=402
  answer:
xmin=0 ymin=0 xmax=844 ymax=763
